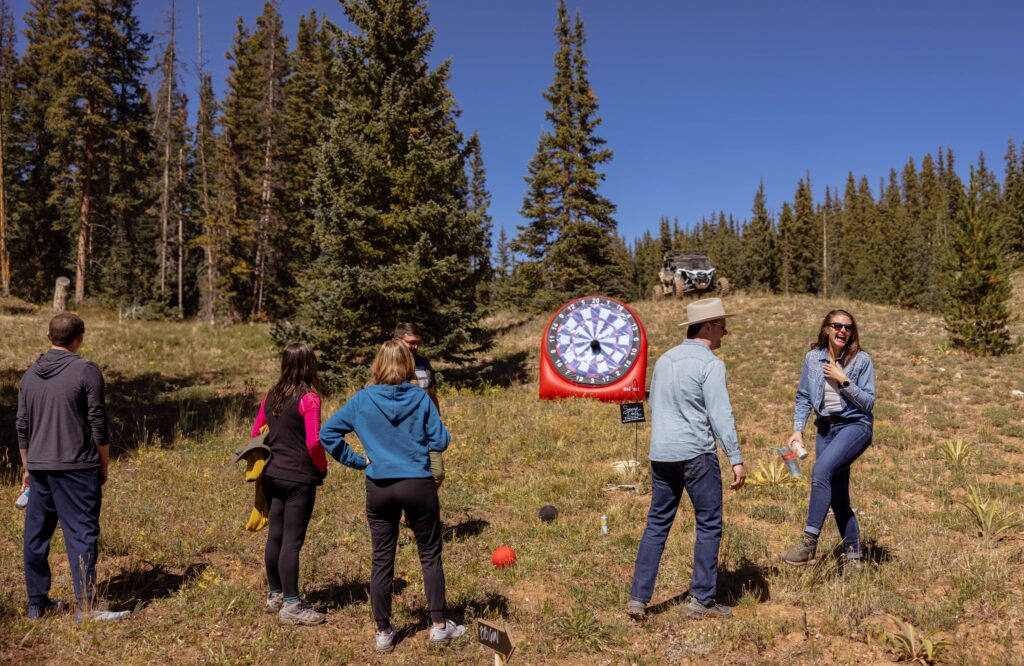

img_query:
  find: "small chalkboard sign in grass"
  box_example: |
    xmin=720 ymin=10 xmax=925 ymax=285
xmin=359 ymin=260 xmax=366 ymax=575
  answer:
xmin=477 ymin=620 xmax=515 ymax=664
xmin=619 ymin=401 xmax=645 ymax=424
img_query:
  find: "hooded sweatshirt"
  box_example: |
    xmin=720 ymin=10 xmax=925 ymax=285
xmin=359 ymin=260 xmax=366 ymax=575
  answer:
xmin=16 ymin=349 xmax=108 ymax=470
xmin=320 ymin=384 xmax=448 ymax=480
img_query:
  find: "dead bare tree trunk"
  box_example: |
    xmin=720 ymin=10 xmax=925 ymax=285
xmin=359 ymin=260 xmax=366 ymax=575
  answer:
xmin=0 ymin=111 xmax=8 ymax=297
xmin=52 ymin=276 xmax=70 ymax=312
xmin=76 ymin=176 xmax=91 ymax=305
xmin=197 ymin=0 xmax=216 ymax=324
xmin=157 ymin=1 xmax=177 ymax=299
xmin=177 ymin=144 xmax=185 ymax=315
xmin=251 ymin=22 xmax=277 ymax=318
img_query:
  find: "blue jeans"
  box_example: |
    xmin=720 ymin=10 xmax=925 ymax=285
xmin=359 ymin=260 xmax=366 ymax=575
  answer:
xmin=804 ymin=419 xmax=872 ymax=557
xmin=630 ymin=453 xmax=722 ymax=606
xmin=24 ymin=468 xmax=103 ymax=607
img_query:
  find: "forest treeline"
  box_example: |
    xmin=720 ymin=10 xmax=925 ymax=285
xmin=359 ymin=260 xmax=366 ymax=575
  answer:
xmin=0 ymin=0 xmax=1019 ymax=370
xmin=598 ymin=146 xmax=1024 ymax=312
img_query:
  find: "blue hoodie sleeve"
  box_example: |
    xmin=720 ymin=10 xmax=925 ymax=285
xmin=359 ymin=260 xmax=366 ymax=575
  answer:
xmin=792 ymin=353 xmax=813 ymax=432
xmin=319 ymin=395 xmax=369 ymax=470
xmin=424 ymin=397 xmax=450 ymax=453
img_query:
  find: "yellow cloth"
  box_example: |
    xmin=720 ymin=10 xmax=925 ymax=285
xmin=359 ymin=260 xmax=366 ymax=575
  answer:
xmin=242 ymin=450 xmax=269 ymax=532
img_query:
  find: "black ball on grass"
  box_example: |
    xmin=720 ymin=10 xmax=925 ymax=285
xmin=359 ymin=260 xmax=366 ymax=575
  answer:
xmin=538 ymin=505 xmax=558 ymax=523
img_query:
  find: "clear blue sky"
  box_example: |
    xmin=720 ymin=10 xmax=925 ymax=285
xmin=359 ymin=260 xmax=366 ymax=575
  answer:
xmin=10 ymin=1 xmax=1024 ymax=243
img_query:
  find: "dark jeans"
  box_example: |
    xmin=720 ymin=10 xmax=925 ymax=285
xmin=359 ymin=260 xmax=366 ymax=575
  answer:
xmin=805 ymin=419 xmax=872 ymax=556
xmin=264 ymin=475 xmax=317 ymax=599
xmin=365 ymin=477 xmax=445 ymax=630
xmin=24 ymin=468 xmax=103 ymax=608
xmin=630 ymin=453 xmax=723 ymax=606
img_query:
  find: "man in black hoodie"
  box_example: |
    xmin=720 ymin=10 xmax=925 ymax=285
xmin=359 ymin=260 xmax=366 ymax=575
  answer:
xmin=17 ymin=312 xmax=127 ymax=622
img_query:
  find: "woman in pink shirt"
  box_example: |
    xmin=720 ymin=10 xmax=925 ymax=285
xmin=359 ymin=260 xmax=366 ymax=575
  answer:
xmin=251 ymin=343 xmax=346 ymax=626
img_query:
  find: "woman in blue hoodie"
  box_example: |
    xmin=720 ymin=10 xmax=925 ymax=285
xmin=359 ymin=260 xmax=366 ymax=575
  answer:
xmin=320 ymin=340 xmax=463 ymax=653
xmin=780 ymin=309 xmax=875 ymax=569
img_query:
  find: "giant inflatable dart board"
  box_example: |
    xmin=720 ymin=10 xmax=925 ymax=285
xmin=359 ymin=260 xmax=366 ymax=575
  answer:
xmin=539 ymin=295 xmax=648 ymax=402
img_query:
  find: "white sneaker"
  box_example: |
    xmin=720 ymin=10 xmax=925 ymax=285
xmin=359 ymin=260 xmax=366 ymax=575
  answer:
xmin=428 ymin=619 xmax=466 ymax=644
xmin=375 ymin=624 xmax=397 ymax=653
xmin=75 ymin=608 xmax=131 ymax=624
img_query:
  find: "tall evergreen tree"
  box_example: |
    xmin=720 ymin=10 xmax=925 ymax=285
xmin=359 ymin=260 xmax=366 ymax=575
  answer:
xmin=219 ymin=5 xmax=290 ymax=319
xmin=466 ymin=131 xmax=493 ymax=301
xmin=511 ymin=0 xmax=624 ymax=308
xmin=943 ymin=172 xmax=1018 ymax=355
xmin=742 ymin=181 xmax=777 ymax=291
xmin=7 ymin=0 xmax=74 ymax=300
xmin=777 ymin=202 xmax=795 ymax=295
xmin=1002 ymin=138 xmax=1024 ymax=265
xmin=292 ymin=0 xmax=483 ymax=381
xmin=779 ymin=178 xmax=819 ymax=294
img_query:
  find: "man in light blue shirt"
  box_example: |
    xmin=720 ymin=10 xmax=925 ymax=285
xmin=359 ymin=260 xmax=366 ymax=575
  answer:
xmin=627 ymin=298 xmax=745 ymax=621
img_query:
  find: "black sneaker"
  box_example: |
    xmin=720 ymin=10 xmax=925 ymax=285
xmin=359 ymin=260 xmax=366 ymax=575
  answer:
xmin=27 ymin=599 xmax=69 ymax=620
xmin=683 ymin=596 xmax=732 ymax=619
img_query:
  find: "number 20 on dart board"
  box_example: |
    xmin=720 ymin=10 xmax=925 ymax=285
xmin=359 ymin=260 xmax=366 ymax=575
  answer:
xmin=538 ymin=295 xmax=648 ymax=402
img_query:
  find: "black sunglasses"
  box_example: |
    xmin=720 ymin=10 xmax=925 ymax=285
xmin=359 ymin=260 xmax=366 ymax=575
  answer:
xmin=828 ymin=323 xmax=854 ymax=332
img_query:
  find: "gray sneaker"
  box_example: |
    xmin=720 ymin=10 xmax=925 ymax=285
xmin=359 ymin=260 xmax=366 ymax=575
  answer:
xmin=278 ymin=600 xmax=325 ymax=626
xmin=27 ymin=599 xmax=70 ymax=621
xmin=75 ymin=608 xmax=131 ymax=624
xmin=626 ymin=598 xmax=647 ymax=621
xmin=780 ymin=533 xmax=818 ymax=566
xmin=265 ymin=591 xmax=284 ymax=614
xmin=428 ymin=619 xmax=466 ymax=644
xmin=683 ymin=597 xmax=732 ymax=619
xmin=375 ymin=624 xmax=397 ymax=653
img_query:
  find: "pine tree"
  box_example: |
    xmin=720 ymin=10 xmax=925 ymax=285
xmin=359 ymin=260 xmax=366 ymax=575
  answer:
xmin=466 ymin=131 xmax=493 ymax=301
xmin=943 ymin=172 xmax=1018 ymax=355
xmin=7 ymin=0 xmax=73 ymax=301
xmin=292 ymin=0 xmax=483 ymax=381
xmin=512 ymin=0 xmax=624 ymax=308
xmin=741 ymin=181 xmax=777 ymax=291
xmin=219 ymin=5 xmax=290 ymax=319
xmin=777 ymin=202 xmax=795 ymax=295
xmin=1002 ymin=139 xmax=1024 ymax=264
xmin=779 ymin=178 xmax=819 ymax=294
xmin=0 ymin=0 xmax=14 ymax=296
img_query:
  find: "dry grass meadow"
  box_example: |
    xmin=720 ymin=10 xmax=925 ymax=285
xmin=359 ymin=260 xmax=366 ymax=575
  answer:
xmin=2 ymin=280 xmax=1024 ymax=665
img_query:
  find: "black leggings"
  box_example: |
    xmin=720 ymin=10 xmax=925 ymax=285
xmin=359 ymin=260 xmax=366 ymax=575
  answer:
xmin=366 ymin=477 xmax=445 ymax=630
xmin=264 ymin=475 xmax=317 ymax=599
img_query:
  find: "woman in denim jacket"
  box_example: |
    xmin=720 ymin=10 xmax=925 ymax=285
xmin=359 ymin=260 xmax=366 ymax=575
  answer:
xmin=780 ymin=309 xmax=875 ymax=569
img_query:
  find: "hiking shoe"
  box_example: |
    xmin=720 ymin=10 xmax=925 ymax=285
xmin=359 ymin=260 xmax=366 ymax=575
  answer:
xmin=278 ymin=600 xmax=326 ymax=626
xmin=843 ymin=551 xmax=865 ymax=574
xmin=27 ymin=599 xmax=69 ymax=620
xmin=626 ymin=598 xmax=647 ymax=621
xmin=683 ymin=597 xmax=733 ymax=619
xmin=428 ymin=619 xmax=466 ymax=644
xmin=780 ymin=533 xmax=818 ymax=566
xmin=265 ymin=591 xmax=284 ymax=614
xmin=75 ymin=608 xmax=131 ymax=624
xmin=375 ymin=624 xmax=398 ymax=653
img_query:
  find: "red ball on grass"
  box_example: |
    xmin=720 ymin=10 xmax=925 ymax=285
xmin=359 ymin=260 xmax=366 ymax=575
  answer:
xmin=491 ymin=545 xmax=517 ymax=568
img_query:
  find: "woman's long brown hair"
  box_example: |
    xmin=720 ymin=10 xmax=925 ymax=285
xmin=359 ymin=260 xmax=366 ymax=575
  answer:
xmin=269 ymin=343 xmax=323 ymax=416
xmin=809 ymin=309 xmax=863 ymax=367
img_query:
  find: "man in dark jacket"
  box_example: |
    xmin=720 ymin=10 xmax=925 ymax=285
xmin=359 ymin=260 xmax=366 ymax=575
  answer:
xmin=17 ymin=313 xmax=127 ymax=623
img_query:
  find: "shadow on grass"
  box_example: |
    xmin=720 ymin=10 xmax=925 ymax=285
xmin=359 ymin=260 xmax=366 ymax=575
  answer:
xmin=392 ymin=590 xmax=511 ymax=646
xmin=102 ymin=562 xmax=208 ymax=611
xmin=719 ymin=558 xmax=774 ymax=603
xmin=442 ymin=518 xmax=490 ymax=542
xmin=0 ymin=366 xmax=257 ymax=469
xmin=646 ymin=558 xmax=774 ymax=616
xmin=307 ymin=577 xmax=408 ymax=611
xmin=443 ymin=350 xmax=531 ymax=389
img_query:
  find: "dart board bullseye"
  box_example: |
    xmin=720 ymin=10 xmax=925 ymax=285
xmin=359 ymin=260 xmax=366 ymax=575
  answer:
xmin=539 ymin=295 xmax=648 ymax=402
